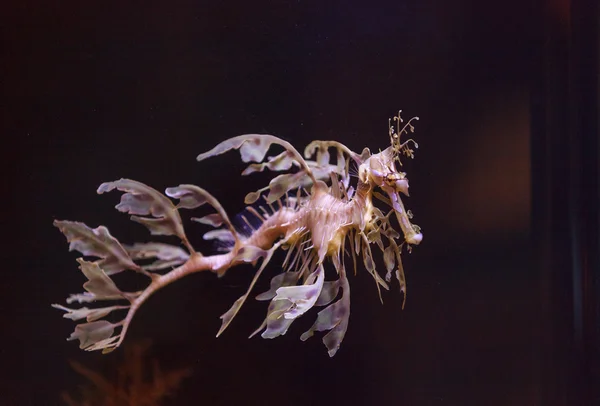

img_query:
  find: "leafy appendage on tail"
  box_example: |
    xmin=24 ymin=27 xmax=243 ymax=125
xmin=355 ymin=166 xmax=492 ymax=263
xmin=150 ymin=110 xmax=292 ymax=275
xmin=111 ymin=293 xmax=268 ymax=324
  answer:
xmin=54 ymin=112 xmax=423 ymax=356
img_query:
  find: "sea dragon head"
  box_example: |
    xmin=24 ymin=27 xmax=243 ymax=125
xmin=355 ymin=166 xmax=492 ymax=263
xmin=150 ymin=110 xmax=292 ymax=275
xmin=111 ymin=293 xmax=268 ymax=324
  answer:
xmin=358 ymin=111 xmax=423 ymax=246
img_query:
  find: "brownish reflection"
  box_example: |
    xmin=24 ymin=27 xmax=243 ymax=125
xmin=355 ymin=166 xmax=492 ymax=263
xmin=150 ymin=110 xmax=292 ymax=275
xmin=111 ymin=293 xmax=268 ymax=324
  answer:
xmin=62 ymin=341 xmax=192 ymax=406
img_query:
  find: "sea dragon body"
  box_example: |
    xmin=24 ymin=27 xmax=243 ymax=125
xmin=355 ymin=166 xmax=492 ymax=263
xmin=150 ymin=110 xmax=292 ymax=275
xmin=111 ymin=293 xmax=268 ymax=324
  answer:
xmin=53 ymin=112 xmax=422 ymax=357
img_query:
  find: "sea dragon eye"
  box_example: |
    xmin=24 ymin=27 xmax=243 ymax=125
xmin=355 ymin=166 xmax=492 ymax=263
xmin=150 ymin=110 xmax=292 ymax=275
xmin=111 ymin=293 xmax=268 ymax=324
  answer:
xmin=382 ymin=172 xmax=408 ymax=196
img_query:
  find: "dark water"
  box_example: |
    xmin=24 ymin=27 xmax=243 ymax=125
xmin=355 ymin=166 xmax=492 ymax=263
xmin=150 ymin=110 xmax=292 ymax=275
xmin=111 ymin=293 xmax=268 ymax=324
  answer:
xmin=3 ymin=1 xmax=598 ymax=405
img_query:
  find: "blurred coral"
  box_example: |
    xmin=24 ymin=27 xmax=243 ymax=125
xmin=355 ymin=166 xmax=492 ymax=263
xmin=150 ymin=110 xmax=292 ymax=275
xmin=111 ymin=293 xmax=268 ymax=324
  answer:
xmin=62 ymin=341 xmax=192 ymax=406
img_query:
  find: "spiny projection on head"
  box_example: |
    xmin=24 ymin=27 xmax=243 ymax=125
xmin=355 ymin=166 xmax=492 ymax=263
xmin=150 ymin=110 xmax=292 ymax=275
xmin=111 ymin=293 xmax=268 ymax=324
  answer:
xmin=52 ymin=111 xmax=423 ymax=357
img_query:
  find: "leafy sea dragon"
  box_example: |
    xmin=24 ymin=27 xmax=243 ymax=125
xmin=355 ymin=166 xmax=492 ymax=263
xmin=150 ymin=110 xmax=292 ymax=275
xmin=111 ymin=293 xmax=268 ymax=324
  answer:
xmin=53 ymin=111 xmax=423 ymax=357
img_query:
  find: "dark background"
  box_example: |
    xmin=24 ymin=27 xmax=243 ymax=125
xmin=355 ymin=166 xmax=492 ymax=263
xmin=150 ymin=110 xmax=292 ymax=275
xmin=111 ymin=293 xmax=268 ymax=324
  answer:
xmin=2 ymin=0 xmax=598 ymax=405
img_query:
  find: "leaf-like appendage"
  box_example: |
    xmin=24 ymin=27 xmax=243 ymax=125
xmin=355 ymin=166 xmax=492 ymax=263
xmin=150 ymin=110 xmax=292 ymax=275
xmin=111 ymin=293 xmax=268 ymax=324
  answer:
xmin=53 ymin=220 xmax=138 ymax=275
xmin=232 ymin=245 xmax=268 ymax=263
xmin=203 ymin=229 xmax=235 ymax=242
xmin=165 ymin=184 xmax=215 ymax=210
xmin=263 ymin=170 xmax=338 ymax=204
xmin=192 ymin=214 xmax=223 ymax=227
xmin=255 ymin=271 xmax=301 ymax=301
xmin=78 ymin=259 xmax=125 ymax=301
xmin=241 ymin=151 xmax=297 ymax=175
xmin=250 ymin=270 xmax=303 ymax=338
xmin=97 ymin=179 xmax=186 ymax=241
xmin=360 ymin=233 xmax=389 ymax=298
xmin=87 ymin=336 xmax=121 ymax=354
xmin=66 ymin=293 xmax=96 ymax=304
xmin=272 ymin=265 xmax=325 ymax=320
xmin=383 ymin=245 xmax=396 ymax=283
xmin=300 ymin=270 xmax=351 ymax=357
xmin=197 ymin=134 xmax=293 ymax=164
xmin=304 ymin=140 xmax=360 ymax=189
xmin=354 ymin=230 xmax=361 ymax=256
xmin=304 ymin=140 xmax=360 ymax=164
xmin=367 ymin=228 xmax=384 ymax=252
xmin=304 ymin=142 xmax=330 ymax=166
xmin=196 ymin=134 xmax=271 ymax=163
xmin=199 ymin=135 xmax=338 ymax=207
xmin=266 ymin=172 xmax=307 ymax=203
xmin=243 ymin=190 xmax=265 ymax=205
xmin=388 ymin=239 xmax=407 ymax=308
xmin=165 ymin=184 xmax=237 ymax=242
xmin=216 ymin=274 xmax=264 ymax=336
xmin=396 ymin=256 xmax=407 ymax=305
xmin=52 ymin=304 xmax=126 ymax=322
xmin=125 ymin=242 xmax=190 ymax=271
xmin=216 ymin=242 xmax=282 ymax=336
xmin=67 ymin=320 xmax=117 ymax=350
xmin=381 ymin=222 xmax=401 ymax=240
xmin=315 ymin=280 xmax=341 ymax=307
xmin=260 ymin=300 xmax=296 ymax=339
xmin=130 ymin=216 xmax=178 ymax=237
xmin=197 ymin=134 xmax=320 ymax=187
